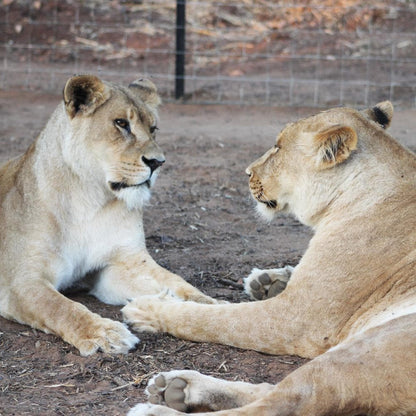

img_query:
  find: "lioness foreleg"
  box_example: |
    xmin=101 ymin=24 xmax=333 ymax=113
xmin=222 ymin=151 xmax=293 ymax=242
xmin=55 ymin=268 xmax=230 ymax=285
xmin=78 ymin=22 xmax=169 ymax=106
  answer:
xmin=90 ymin=249 xmax=217 ymax=305
xmin=8 ymin=279 xmax=138 ymax=356
xmin=122 ymin=293 xmax=317 ymax=356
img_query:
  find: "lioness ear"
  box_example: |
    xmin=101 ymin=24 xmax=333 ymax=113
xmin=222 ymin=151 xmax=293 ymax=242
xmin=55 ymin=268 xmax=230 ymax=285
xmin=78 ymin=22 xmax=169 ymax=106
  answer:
xmin=314 ymin=125 xmax=357 ymax=169
xmin=128 ymin=78 xmax=161 ymax=108
xmin=362 ymin=101 xmax=393 ymax=129
xmin=63 ymin=75 xmax=111 ymax=119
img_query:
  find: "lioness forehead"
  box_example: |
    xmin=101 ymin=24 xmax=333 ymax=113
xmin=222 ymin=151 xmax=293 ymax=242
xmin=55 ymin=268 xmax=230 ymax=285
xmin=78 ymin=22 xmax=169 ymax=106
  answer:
xmin=276 ymin=107 xmax=359 ymax=146
xmin=108 ymin=84 xmax=157 ymax=125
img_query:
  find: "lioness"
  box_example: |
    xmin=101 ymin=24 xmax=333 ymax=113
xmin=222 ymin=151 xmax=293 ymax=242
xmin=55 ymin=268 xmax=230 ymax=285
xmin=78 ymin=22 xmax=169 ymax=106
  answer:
xmin=124 ymin=101 xmax=416 ymax=415
xmin=0 ymin=75 xmax=215 ymax=356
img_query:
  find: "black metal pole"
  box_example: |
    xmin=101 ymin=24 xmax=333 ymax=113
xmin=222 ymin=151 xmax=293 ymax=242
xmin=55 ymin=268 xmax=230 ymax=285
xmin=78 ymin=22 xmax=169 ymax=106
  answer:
xmin=175 ymin=0 xmax=186 ymax=99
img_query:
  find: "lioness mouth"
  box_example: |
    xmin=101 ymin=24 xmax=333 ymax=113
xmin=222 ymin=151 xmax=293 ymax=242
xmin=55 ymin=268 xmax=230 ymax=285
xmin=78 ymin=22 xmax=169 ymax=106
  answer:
xmin=109 ymin=180 xmax=151 ymax=191
xmin=260 ymin=199 xmax=277 ymax=209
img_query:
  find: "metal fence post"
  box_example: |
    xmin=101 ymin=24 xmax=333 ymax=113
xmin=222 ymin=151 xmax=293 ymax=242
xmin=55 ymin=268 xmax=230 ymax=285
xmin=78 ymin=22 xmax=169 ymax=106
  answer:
xmin=175 ymin=0 xmax=186 ymax=99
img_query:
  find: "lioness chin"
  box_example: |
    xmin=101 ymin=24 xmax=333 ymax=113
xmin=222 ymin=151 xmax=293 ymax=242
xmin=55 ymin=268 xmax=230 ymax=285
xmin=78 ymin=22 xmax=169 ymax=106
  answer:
xmin=0 ymin=75 xmax=215 ymax=356
xmin=124 ymin=102 xmax=416 ymax=416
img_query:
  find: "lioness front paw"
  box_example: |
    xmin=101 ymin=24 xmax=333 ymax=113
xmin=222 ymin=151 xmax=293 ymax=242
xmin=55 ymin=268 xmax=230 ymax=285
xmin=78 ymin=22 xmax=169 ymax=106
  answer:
xmin=76 ymin=318 xmax=139 ymax=356
xmin=122 ymin=293 xmax=180 ymax=333
xmin=244 ymin=266 xmax=294 ymax=300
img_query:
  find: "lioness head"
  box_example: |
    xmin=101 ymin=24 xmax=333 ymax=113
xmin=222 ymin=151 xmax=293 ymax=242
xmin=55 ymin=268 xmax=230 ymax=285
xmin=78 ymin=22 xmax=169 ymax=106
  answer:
xmin=62 ymin=75 xmax=163 ymax=209
xmin=246 ymin=101 xmax=394 ymax=226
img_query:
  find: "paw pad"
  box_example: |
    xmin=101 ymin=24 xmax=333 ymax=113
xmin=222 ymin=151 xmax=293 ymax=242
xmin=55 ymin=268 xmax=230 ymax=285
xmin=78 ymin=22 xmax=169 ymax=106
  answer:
xmin=245 ymin=267 xmax=293 ymax=300
xmin=249 ymin=273 xmax=287 ymax=299
xmin=147 ymin=374 xmax=188 ymax=412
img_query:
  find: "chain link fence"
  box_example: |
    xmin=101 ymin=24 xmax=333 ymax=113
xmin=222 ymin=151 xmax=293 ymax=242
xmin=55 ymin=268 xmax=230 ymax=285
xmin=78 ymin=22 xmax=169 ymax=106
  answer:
xmin=1 ymin=0 xmax=416 ymax=107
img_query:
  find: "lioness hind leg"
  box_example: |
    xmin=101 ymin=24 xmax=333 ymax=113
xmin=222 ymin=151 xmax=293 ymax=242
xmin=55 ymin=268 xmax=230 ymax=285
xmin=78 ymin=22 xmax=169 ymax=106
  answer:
xmin=92 ymin=249 xmax=218 ymax=305
xmin=144 ymin=370 xmax=274 ymax=412
xmin=129 ymin=316 xmax=416 ymax=416
xmin=244 ymin=266 xmax=294 ymax=300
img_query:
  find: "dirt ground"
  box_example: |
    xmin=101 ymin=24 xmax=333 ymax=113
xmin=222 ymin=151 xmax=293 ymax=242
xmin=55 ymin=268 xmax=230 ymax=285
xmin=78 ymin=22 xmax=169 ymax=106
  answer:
xmin=0 ymin=89 xmax=415 ymax=415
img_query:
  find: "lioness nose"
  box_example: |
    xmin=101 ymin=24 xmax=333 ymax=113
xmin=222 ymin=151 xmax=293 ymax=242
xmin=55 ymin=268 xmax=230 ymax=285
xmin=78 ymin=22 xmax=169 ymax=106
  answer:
xmin=142 ymin=156 xmax=165 ymax=173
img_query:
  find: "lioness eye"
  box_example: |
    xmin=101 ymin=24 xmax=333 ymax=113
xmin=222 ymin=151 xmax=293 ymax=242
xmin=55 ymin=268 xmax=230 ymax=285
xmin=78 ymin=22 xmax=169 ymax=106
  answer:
xmin=150 ymin=125 xmax=158 ymax=134
xmin=114 ymin=118 xmax=131 ymax=133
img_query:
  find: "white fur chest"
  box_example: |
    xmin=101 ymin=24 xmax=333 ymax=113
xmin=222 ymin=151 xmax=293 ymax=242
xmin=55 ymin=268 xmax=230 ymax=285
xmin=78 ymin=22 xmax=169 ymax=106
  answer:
xmin=53 ymin=206 xmax=145 ymax=291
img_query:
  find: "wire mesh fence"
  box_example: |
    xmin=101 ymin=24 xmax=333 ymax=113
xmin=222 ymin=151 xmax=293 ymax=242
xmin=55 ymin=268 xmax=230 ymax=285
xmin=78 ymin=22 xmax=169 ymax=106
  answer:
xmin=1 ymin=0 xmax=416 ymax=107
